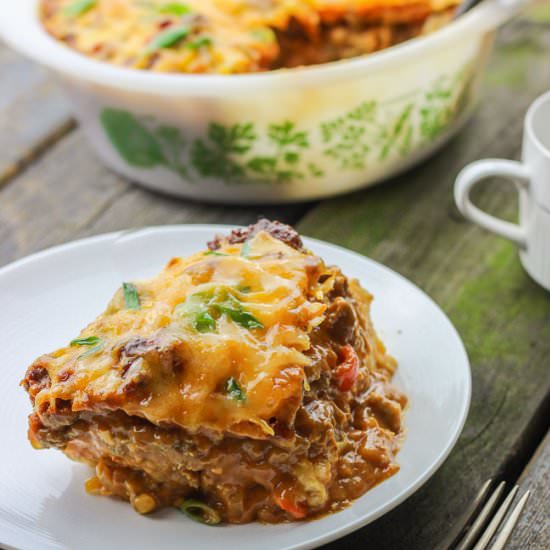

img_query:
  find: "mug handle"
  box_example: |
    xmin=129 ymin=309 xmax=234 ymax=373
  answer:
xmin=454 ymin=159 xmax=530 ymax=249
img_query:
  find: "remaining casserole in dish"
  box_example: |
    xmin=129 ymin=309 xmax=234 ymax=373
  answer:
xmin=40 ymin=0 xmax=459 ymax=74
xmin=1 ymin=1 xmax=523 ymax=202
xmin=22 ymin=220 xmax=406 ymax=524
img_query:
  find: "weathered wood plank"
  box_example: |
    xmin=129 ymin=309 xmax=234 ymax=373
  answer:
xmin=0 ymin=42 xmax=73 ymax=186
xmin=299 ymin=11 xmax=550 ymax=550
xmin=0 ymin=130 xmax=308 ymax=267
xmin=506 ymin=431 xmax=550 ymax=550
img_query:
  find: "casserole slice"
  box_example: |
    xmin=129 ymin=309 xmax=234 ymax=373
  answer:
xmin=22 ymin=220 xmax=406 ymax=523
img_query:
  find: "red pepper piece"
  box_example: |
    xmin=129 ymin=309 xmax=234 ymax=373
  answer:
xmin=274 ymin=490 xmax=307 ymax=519
xmin=335 ymin=344 xmax=359 ymax=391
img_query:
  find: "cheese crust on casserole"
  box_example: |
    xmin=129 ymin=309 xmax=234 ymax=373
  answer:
xmin=40 ymin=0 xmax=460 ymax=74
xmin=23 ymin=220 xmax=406 ymax=523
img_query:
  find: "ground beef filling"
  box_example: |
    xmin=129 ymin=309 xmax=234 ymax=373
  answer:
xmin=28 ymin=381 xmax=403 ymax=522
xmin=208 ymin=218 xmax=305 ymax=252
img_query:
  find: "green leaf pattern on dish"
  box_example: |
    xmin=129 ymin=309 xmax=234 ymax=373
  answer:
xmin=100 ymin=65 xmax=473 ymax=184
xmin=191 ymin=123 xmax=256 ymax=180
xmin=100 ymin=109 xmax=168 ymax=168
xmin=100 ymin=109 xmax=187 ymax=176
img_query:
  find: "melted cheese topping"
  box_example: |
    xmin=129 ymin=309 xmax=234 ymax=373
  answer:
xmin=40 ymin=0 xmax=459 ymax=73
xmin=33 ymin=232 xmax=332 ymax=438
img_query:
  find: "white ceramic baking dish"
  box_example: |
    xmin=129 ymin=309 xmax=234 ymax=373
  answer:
xmin=0 ymin=0 xmax=526 ymax=203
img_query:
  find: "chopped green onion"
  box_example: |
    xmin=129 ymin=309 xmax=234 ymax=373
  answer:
xmin=186 ymin=36 xmax=213 ymax=50
xmin=79 ymin=343 xmax=104 ymax=358
xmin=158 ymin=2 xmax=191 ymax=16
xmin=193 ymin=311 xmax=216 ymax=333
xmin=63 ymin=0 xmax=96 ymax=17
xmin=237 ymin=285 xmax=251 ymax=293
xmin=203 ymin=250 xmax=228 ymax=256
xmin=146 ymin=25 xmax=190 ymax=52
xmin=240 ymin=240 xmax=251 ymax=257
xmin=70 ymin=336 xmax=104 ymax=358
xmin=177 ymin=287 xmax=263 ymax=332
xmin=250 ymin=28 xmax=276 ymax=43
xmin=180 ymin=499 xmax=221 ymax=525
xmin=219 ymin=306 xmax=263 ymax=329
xmin=218 ymin=294 xmax=263 ymax=329
xmin=174 ymin=293 xmax=204 ymax=318
xmin=70 ymin=336 xmax=101 ymax=347
xmin=217 ymin=293 xmax=263 ymax=328
xmin=225 ymin=377 xmax=246 ymax=402
xmin=122 ymin=282 xmax=140 ymax=310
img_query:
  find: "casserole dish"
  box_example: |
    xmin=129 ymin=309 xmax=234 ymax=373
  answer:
xmin=0 ymin=0 xmax=525 ymax=203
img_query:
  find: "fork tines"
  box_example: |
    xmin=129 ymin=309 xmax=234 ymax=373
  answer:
xmin=451 ymin=480 xmax=530 ymax=550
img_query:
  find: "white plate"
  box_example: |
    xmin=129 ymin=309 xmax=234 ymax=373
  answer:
xmin=0 ymin=225 xmax=471 ymax=550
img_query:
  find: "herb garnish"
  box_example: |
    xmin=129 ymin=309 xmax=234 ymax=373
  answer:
xmin=186 ymin=36 xmax=213 ymax=50
xmin=70 ymin=336 xmax=101 ymax=347
xmin=122 ymin=282 xmax=140 ymax=310
xmin=250 ymin=28 xmax=275 ymax=43
xmin=180 ymin=499 xmax=221 ymax=525
xmin=63 ymin=0 xmax=96 ymax=17
xmin=193 ymin=311 xmax=216 ymax=333
xmin=70 ymin=336 xmax=104 ymax=358
xmin=240 ymin=240 xmax=251 ymax=257
xmin=146 ymin=25 xmax=190 ymax=52
xmin=219 ymin=302 xmax=263 ymax=329
xmin=175 ymin=287 xmax=263 ymax=332
xmin=79 ymin=344 xmax=103 ymax=358
xmin=158 ymin=2 xmax=191 ymax=16
xmin=216 ymin=293 xmax=263 ymax=329
xmin=225 ymin=377 xmax=246 ymax=402
xmin=203 ymin=250 xmax=228 ymax=256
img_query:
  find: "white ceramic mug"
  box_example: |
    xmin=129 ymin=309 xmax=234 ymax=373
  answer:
xmin=454 ymin=91 xmax=550 ymax=291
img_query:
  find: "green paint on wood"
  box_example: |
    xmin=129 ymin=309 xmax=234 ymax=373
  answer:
xmin=449 ymin=241 xmax=550 ymax=364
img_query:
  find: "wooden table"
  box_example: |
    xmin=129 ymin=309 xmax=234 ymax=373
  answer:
xmin=1 ymin=5 xmax=549 ymax=549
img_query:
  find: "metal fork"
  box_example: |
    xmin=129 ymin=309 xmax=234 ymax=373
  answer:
xmin=445 ymin=480 xmax=530 ymax=550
